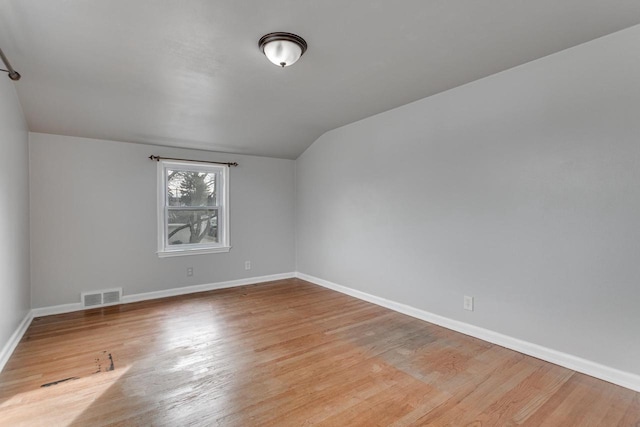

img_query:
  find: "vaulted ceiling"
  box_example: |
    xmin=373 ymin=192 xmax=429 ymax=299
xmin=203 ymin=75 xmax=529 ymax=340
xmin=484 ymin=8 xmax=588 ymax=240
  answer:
xmin=2 ymin=1 xmax=640 ymax=159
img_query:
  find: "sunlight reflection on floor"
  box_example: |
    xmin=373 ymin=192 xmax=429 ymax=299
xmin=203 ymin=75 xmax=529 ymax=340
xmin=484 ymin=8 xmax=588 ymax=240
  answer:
xmin=0 ymin=365 xmax=130 ymax=426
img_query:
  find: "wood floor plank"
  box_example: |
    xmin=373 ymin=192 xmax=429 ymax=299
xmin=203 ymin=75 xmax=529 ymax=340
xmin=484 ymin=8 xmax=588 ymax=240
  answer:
xmin=0 ymin=278 xmax=638 ymax=426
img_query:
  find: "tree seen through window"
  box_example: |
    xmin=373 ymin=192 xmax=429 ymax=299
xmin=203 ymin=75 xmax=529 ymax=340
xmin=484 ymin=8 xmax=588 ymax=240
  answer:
xmin=166 ymin=170 xmax=218 ymax=245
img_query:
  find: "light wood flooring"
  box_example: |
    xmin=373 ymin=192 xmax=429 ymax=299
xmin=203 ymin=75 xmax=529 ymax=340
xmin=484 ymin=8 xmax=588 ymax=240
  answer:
xmin=0 ymin=278 xmax=638 ymax=426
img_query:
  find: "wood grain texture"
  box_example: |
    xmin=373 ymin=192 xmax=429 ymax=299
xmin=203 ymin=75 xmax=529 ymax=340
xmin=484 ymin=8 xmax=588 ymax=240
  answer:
xmin=0 ymin=278 xmax=638 ymax=426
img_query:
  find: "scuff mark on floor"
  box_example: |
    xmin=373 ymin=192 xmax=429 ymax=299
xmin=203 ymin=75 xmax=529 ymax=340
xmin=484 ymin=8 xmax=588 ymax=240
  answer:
xmin=41 ymin=377 xmax=79 ymax=387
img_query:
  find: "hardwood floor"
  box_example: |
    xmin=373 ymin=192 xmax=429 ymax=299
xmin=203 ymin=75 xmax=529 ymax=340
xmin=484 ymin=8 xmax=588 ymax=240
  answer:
xmin=0 ymin=278 xmax=638 ymax=426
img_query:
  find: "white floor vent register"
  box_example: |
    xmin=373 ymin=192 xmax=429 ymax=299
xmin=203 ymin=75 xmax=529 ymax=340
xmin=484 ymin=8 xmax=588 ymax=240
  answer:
xmin=81 ymin=288 xmax=123 ymax=308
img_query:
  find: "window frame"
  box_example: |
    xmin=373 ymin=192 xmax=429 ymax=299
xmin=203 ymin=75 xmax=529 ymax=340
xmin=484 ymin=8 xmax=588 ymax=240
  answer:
xmin=156 ymin=160 xmax=230 ymax=257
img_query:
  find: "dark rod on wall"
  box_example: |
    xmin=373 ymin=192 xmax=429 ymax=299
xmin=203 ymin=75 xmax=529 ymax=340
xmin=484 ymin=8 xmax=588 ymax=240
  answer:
xmin=0 ymin=48 xmax=21 ymax=81
xmin=149 ymin=155 xmax=238 ymax=167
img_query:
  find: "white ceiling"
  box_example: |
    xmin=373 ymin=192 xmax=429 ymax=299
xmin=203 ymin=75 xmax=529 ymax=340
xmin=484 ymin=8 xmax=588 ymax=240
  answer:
xmin=2 ymin=1 xmax=640 ymax=159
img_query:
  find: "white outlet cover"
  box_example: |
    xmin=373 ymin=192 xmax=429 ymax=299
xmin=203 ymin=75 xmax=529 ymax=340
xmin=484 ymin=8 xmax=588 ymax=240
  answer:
xmin=464 ymin=296 xmax=474 ymax=311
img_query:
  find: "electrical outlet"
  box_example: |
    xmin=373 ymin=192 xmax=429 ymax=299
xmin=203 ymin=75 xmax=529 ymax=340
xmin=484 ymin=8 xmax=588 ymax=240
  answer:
xmin=245 ymin=261 xmax=251 ymax=270
xmin=187 ymin=267 xmax=193 ymax=277
xmin=464 ymin=295 xmax=474 ymax=311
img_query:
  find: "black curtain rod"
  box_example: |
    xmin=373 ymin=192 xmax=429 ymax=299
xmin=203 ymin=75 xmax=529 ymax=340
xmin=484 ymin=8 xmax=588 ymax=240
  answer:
xmin=149 ymin=155 xmax=238 ymax=167
xmin=0 ymin=48 xmax=21 ymax=81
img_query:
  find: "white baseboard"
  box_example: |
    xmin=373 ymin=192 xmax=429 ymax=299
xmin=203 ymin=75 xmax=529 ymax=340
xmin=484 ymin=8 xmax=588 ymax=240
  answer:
xmin=0 ymin=310 xmax=33 ymax=373
xmin=31 ymin=272 xmax=295 ymax=318
xmin=296 ymin=272 xmax=640 ymax=393
xmin=31 ymin=302 xmax=84 ymax=317
xmin=123 ymin=272 xmax=295 ymax=304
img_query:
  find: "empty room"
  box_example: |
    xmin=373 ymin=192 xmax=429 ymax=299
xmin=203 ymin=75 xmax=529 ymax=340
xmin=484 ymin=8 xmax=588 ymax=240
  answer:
xmin=1 ymin=1 xmax=640 ymax=425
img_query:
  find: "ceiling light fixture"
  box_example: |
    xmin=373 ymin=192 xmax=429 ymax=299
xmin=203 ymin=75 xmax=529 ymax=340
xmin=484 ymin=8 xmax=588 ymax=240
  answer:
xmin=258 ymin=32 xmax=307 ymax=68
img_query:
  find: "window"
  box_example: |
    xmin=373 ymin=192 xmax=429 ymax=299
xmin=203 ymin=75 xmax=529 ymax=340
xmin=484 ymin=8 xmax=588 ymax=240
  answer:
xmin=157 ymin=160 xmax=230 ymax=257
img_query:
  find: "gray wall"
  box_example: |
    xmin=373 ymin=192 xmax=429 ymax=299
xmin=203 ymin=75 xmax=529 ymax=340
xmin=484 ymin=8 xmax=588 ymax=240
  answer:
xmin=0 ymin=78 xmax=30 ymax=350
xmin=30 ymin=133 xmax=295 ymax=308
xmin=296 ymin=25 xmax=640 ymax=374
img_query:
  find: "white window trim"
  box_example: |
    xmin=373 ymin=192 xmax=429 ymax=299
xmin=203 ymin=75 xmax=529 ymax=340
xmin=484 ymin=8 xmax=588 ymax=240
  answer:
xmin=157 ymin=160 xmax=231 ymax=257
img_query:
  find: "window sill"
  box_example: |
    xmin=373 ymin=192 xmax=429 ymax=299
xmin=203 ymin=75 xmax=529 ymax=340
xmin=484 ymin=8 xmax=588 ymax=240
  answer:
xmin=157 ymin=246 xmax=231 ymax=258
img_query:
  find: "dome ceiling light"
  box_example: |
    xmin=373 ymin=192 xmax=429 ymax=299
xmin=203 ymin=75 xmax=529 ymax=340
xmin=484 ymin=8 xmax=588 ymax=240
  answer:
xmin=258 ymin=32 xmax=307 ymax=68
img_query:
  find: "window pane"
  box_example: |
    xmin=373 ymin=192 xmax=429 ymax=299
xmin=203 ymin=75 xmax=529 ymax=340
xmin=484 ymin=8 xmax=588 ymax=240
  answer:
xmin=167 ymin=170 xmax=217 ymax=207
xmin=167 ymin=209 xmax=218 ymax=246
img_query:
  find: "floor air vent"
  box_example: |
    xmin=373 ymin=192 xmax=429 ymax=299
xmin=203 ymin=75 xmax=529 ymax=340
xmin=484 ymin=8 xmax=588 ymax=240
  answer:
xmin=103 ymin=290 xmax=121 ymax=305
xmin=81 ymin=288 xmax=123 ymax=308
xmin=83 ymin=292 xmax=102 ymax=307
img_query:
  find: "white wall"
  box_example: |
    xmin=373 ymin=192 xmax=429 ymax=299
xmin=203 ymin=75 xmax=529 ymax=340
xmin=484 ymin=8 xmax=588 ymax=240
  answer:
xmin=296 ymin=24 xmax=640 ymax=375
xmin=0 ymin=78 xmax=30 ymax=353
xmin=30 ymin=133 xmax=295 ymax=308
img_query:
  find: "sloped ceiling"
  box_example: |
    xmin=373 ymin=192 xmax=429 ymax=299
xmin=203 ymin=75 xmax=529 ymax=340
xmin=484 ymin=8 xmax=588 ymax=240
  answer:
xmin=1 ymin=1 xmax=640 ymax=159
